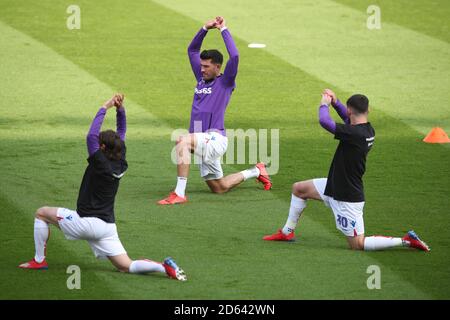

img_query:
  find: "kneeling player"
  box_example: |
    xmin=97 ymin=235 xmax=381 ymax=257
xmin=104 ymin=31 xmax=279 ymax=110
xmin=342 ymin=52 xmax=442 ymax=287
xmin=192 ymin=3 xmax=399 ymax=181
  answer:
xmin=19 ymin=94 xmax=187 ymax=280
xmin=263 ymin=89 xmax=430 ymax=252
xmin=158 ymin=17 xmax=271 ymax=205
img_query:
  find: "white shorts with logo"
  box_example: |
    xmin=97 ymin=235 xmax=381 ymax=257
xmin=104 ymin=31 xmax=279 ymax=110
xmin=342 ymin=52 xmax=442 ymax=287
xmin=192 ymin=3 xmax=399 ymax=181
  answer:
xmin=57 ymin=208 xmax=126 ymax=259
xmin=194 ymin=132 xmax=228 ymax=180
xmin=312 ymin=178 xmax=365 ymax=237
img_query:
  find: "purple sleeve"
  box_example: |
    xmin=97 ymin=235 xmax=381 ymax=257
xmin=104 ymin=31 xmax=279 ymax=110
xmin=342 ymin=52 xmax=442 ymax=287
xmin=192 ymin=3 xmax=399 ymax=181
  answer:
xmin=332 ymin=99 xmax=349 ymax=124
xmin=221 ymin=29 xmax=239 ymax=87
xmin=116 ymin=107 xmax=126 ymax=141
xmin=188 ymin=28 xmax=208 ymax=81
xmin=319 ymin=105 xmax=336 ymax=134
xmin=86 ymin=108 xmax=106 ymax=156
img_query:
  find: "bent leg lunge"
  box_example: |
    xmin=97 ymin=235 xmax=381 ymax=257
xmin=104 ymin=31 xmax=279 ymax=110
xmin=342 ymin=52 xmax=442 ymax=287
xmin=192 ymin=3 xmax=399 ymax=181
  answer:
xmin=263 ymin=180 xmax=321 ymax=241
xmin=18 ymin=206 xmax=60 ymax=269
xmin=158 ymin=134 xmax=196 ymax=205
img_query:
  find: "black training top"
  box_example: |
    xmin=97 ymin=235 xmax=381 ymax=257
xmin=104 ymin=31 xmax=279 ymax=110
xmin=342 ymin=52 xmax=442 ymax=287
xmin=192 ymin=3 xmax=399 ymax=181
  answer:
xmin=324 ymin=122 xmax=375 ymax=202
xmin=76 ymin=147 xmax=128 ymax=223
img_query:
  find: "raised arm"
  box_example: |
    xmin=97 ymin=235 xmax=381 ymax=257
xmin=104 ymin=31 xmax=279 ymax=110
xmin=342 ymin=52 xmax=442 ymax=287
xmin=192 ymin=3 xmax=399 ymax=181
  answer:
xmin=87 ymin=94 xmax=124 ymax=156
xmin=324 ymin=89 xmax=349 ymax=124
xmin=187 ymin=28 xmax=207 ymax=81
xmin=86 ymin=108 xmax=106 ymax=156
xmin=332 ymin=99 xmax=349 ymax=124
xmin=188 ymin=20 xmax=217 ymax=81
xmin=318 ymin=94 xmax=336 ymax=134
xmin=115 ymin=94 xmax=126 ymax=141
xmin=217 ymin=17 xmax=239 ymax=87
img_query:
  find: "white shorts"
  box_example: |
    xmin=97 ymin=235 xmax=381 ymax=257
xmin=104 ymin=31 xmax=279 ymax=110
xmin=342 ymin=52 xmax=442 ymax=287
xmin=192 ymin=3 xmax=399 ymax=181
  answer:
xmin=194 ymin=132 xmax=228 ymax=180
xmin=312 ymin=178 xmax=365 ymax=237
xmin=57 ymin=208 xmax=126 ymax=259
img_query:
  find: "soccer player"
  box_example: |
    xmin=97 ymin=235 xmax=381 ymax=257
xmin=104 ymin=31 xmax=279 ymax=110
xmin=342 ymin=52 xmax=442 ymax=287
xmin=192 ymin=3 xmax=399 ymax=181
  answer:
xmin=19 ymin=94 xmax=188 ymax=280
xmin=158 ymin=16 xmax=271 ymax=205
xmin=263 ymin=89 xmax=430 ymax=252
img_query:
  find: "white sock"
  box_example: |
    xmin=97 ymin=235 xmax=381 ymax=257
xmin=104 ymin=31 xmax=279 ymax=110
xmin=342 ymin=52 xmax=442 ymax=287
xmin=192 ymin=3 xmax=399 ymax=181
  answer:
xmin=364 ymin=236 xmax=405 ymax=251
xmin=175 ymin=177 xmax=187 ymax=197
xmin=129 ymin=260 xmax=165 ymax=274
xmin=34 ymin=218 xmax=49 ymax=263
xmin=241 ymin=166 xmax=260 ymax=181
xmin=282 ymin=194 xmax=307 ymax=235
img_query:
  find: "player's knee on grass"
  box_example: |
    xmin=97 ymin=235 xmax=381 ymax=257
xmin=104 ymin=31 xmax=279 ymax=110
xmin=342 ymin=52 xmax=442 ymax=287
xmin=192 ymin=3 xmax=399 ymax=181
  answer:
xmin=108 ymin=254 xmax=132 ymax=273
xmin=207 ymin=180 xmax=228 ymax=194
xmin=212 ymin=187 xmax=227 ymax=194
xmin=208 ymin=184 xmax=228 ymax=194
xmin=347 ymin=235 xmax=365 ymax=250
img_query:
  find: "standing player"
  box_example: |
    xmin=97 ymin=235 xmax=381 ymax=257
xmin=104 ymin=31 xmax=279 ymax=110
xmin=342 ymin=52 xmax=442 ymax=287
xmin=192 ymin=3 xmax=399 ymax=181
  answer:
xmin=263 ymin=89 xmax=430 ymax=252
xmin=158 ymin=16 xmax=271 ymax=205
xmin=19 ymin=94 xmax=188 ymax=280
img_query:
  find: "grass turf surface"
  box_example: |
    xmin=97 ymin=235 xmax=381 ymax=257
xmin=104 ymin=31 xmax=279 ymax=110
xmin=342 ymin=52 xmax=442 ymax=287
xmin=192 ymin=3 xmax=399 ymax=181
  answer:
xmin=0 ymin=0 xmax=449 ymax=299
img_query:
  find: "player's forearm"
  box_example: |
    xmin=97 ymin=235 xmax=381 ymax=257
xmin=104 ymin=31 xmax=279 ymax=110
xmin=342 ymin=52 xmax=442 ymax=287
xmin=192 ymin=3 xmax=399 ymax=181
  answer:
xmin=319 ymin=105 xmax=336 ymax=134
xmin=221 ymin=28 xmax=239 ymax=59
xmin=86 ymin=107 xmax=106 ymax=156
xmin=116 ymin=107 xmax=126 ymax=141
xmin=332 ymin=99 xmax=349 ymax=124
xmin=221 ymin=28 xmax=239 ymax=84
xmin=187 ymin=27 xmax=208 ymax=55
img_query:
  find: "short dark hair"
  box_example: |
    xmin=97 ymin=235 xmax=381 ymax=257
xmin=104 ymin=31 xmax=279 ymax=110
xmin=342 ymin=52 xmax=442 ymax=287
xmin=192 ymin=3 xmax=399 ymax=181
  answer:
xmin=99 ymin=130 xmax=123 ymax=161
xmin=200 ymin=49 xmax=223 ymax=64
xmin=346 ymin=94 xmax=369 ymax=114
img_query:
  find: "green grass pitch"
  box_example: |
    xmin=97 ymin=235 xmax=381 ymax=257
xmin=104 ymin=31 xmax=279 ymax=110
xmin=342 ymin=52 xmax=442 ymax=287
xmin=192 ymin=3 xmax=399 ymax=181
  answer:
xmin=0 ymin=0 xmax=449 ymax=299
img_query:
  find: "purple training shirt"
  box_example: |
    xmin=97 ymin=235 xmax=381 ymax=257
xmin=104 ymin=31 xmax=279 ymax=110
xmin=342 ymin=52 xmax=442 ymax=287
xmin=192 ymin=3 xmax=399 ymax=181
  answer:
xmin=187 ymin=27 xmax=239 ymax=136
xmin=86 ymin=107 xmax=126 ymax=156
xmin=319 ymin=99 xmax=350 ymax=133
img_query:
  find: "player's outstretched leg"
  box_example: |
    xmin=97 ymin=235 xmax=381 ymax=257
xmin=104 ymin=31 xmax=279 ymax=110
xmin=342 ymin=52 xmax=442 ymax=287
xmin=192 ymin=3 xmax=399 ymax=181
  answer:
xmin=263 ymin=180 xmax=320 ymax=241
xmin=108 ymin=254 xmax=187 ymax=281
xmin=18 ymin=206 xmax=60 ymax=270
xmin=206 ymin=162 xmax=272 ymax=194
xmin=348 ymin=231 xmax=430 ymax=251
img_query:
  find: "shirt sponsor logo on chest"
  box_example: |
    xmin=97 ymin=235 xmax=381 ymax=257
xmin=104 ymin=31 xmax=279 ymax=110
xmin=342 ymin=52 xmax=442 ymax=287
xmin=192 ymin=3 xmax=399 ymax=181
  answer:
xmin=195 ymin=87 xmax=212 ymax=95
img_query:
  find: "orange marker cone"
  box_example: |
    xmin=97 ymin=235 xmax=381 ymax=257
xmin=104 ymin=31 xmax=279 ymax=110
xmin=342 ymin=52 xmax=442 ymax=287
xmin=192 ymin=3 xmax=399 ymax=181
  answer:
xmin=423 ymin=127 xmax=450 ymax=143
